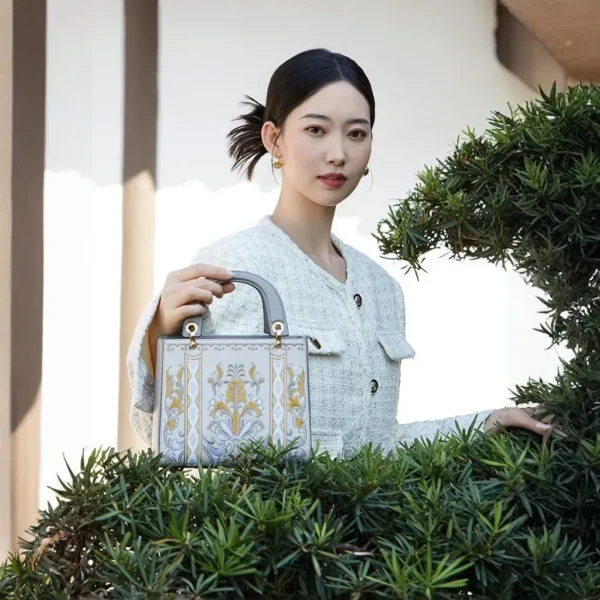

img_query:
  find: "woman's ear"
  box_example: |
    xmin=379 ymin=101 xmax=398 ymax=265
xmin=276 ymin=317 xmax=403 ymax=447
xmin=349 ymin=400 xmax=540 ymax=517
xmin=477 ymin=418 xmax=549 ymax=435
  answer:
xmin=261 ymin=121 xmax=281 ymax=159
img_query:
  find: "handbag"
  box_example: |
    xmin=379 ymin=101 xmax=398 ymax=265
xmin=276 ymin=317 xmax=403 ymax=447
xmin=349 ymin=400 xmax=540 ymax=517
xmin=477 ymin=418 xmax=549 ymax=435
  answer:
xmin=152 ymin=271 xmax=312 ymax=467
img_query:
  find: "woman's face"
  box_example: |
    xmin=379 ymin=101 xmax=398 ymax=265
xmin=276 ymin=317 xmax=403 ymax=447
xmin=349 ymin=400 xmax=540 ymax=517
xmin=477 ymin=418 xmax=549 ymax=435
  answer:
xmin=264 ymin=81 xmax=372 ymax=208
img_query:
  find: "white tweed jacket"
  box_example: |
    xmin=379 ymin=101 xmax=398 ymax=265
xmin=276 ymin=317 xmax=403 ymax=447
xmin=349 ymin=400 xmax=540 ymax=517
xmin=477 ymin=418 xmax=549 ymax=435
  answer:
xmin=128 ymin=215 xmax=492 ymax=456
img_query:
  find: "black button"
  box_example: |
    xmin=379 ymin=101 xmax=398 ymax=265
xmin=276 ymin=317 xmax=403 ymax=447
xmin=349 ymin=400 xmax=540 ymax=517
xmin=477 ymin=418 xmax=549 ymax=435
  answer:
xmin=353 ymin=293 xmax=363 ymax=307
xmin=370 ymin=379 xmax=379 ymax=394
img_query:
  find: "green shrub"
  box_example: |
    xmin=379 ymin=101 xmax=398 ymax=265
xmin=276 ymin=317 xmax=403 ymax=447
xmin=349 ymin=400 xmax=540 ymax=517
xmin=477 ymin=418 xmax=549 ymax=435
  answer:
xmin=375 ymin=82 xmax=600 ymax=437
xmin=0 ymin=433 xmax=599 ymax=600
xmin=2 ymin=83 xmax=599 ymax=599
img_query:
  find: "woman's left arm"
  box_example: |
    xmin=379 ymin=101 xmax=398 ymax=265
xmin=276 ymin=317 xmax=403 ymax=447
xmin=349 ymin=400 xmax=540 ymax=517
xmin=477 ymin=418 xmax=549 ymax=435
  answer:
xmin=393 ymin=411 xmax=493 ymax=445
xmin=393 ymin=407 xmax=555 ymax=446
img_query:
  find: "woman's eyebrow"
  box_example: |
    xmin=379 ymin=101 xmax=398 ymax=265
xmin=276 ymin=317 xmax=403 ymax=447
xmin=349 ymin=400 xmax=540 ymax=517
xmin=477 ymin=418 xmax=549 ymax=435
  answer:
xmin=300 ymin=113 xmax=370 ymax=125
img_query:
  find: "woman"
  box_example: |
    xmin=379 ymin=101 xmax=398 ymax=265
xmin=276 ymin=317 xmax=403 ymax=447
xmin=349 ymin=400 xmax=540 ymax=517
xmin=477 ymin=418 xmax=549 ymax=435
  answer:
xmin=128 ymin=48 xmax=553 ymax=456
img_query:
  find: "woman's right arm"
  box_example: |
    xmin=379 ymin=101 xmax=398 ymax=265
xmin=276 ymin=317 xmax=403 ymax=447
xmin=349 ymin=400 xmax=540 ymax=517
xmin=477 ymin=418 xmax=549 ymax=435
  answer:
xmin=127 ymin=260 xmax=235 ymax=446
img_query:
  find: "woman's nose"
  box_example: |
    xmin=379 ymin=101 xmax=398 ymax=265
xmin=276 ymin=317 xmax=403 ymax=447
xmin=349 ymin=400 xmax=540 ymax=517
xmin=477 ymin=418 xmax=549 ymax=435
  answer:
xmin=326 ymin=138 xmax=347 ymax=166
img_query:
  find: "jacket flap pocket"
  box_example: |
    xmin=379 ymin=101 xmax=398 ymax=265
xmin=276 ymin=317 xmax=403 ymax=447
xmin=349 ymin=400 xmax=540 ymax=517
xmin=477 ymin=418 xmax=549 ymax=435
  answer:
xmin=377 ymin=330 xmax=415 ymax=361
xmin=288 ymin=323 xmax=346 ymax=356
xmin=307 ymin=329 xmax=346 ymax=356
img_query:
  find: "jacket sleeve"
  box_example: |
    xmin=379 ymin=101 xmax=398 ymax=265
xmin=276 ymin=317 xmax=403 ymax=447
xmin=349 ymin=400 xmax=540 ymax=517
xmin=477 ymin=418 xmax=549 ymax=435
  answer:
xmin=128 ymin=290 xmax=163 ymax=446
xmin=389 ymin=277 xmax=496 ymax=446
xmin=393 ymin=411 xmax=495 ymax=446
xmin=127 ymin=243 xmax=263 ymax=446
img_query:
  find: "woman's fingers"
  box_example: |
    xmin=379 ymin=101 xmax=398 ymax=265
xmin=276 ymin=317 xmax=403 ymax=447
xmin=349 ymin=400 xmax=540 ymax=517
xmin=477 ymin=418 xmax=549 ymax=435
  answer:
xmin=485 ymin=407 xmax=556 ymax=439
xmin=175 ymin=302 xmax=208 ymax=320
xmin=168 ymin=263 xmax=233 ymax=284
xmin=515 ymin=411 xmax=553 ymax=435
xmin=512 ymin=409 xmax=560 ymax=445
xmin=173 ymin=286 xmax=217 ymax=308
xmin=188 ymin=277 xmax=234 ymax=298
xmin=532 ymin=408 xmax=556 ymax=424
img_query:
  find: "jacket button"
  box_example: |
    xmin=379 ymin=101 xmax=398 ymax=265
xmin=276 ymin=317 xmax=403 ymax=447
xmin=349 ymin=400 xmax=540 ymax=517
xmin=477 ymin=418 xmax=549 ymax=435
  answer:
xmin=370 ymin=379 xmax=379 ymax=394
xmin=353 ymin=293 xmax=363 ymax=307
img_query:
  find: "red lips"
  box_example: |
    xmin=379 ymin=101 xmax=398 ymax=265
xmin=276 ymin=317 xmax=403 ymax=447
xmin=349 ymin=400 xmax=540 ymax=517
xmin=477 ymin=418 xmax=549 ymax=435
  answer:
xmin=318 ymin=173 xmax=347 ymax=189
xmin=319 ymin=172 xmax=347 ymax=180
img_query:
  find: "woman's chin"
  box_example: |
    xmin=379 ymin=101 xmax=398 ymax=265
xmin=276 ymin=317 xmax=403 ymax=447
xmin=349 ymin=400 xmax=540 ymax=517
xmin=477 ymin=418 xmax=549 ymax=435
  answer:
xmin=308 ymin=186 xmax=358 ymax=208
xmin=309 ymin=196 xmax=350 ymax=209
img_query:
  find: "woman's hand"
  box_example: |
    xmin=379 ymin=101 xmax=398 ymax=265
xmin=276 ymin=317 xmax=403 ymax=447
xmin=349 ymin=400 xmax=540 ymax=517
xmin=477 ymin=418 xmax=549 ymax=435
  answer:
xmin=148 ymin=263 xmax=235 ymax=366
xmin=484 ymin=407 xmax=557 ymax=442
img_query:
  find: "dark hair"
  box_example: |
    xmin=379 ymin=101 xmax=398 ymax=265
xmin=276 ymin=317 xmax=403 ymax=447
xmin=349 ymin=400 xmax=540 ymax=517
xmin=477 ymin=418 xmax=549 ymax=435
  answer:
xmin=227 ymin=48 xmax=376 ymax=181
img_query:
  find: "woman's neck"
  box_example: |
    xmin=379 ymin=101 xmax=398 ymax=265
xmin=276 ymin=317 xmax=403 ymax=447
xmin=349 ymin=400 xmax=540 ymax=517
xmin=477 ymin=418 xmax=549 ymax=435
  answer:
xmin=270 ymin=186 xmax=338 ymax=261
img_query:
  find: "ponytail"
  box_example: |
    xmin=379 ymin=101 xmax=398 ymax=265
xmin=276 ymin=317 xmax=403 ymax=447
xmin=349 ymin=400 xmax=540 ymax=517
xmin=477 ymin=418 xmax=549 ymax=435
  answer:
xmin=227 ymin=95 xmax=268 ymax=181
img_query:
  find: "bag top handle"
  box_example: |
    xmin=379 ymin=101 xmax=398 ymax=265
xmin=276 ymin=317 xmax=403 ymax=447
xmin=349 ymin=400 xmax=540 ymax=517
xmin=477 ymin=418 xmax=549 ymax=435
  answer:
xmin=181 ymin=270 xmax=290 ymax=338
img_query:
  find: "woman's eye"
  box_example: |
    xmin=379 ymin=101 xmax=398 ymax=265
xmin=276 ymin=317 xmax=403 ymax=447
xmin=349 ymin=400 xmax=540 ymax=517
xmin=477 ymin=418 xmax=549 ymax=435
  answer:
xmin=349 ymin=129 xmax=367 ymax=140
xmin=307 ymin=126 xmax=325 ymax=135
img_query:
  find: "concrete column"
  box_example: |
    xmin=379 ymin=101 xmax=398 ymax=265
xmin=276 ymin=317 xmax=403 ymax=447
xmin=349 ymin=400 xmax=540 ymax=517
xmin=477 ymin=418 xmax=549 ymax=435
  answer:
xmin=0 ymin=0 xmax=14 ymax=560
xmin=10 ymin=0 xmax=46 ymax=553
xmin=118 ymin=0 xmax=158 ymax=451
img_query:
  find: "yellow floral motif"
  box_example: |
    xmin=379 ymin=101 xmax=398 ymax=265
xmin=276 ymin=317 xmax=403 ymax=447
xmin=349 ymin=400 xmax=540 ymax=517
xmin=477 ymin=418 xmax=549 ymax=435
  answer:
xmin=208 ymin=364 xmax=264 ymax=437
xmin=166 ymin=367 xmax=184 ymax=413
xmin=165 ymin=371 xmax=174 ymax=399
xmin=163 ymin=365 xmax=185 ymax=445
xmin=207 ymin=364 xmax=264 ymax=445
xmin=288 ymin=396 xmax=302 ymax=411
xmin=169 ymin=398 xmax=183 ymax=414
xmin=287 ymin=366 xmax=306 ymax=412
xmin=165 ymin=367 xmax=184 ymax=399
xmin=227 ymin=376 xmax=247 ymax=404
xmin=249 ymin=364 xmax=264 ymax=386
xmin=211 ymin=376 xmax=263 ymax=436
xmin=297 ymin=370 xmax=305 ymax=398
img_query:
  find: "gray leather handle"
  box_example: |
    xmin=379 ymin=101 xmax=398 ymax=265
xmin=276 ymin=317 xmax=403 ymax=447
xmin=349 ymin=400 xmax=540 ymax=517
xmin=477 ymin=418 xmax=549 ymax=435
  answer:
xmin=181 ymin=270 xmax=289 ymax=337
